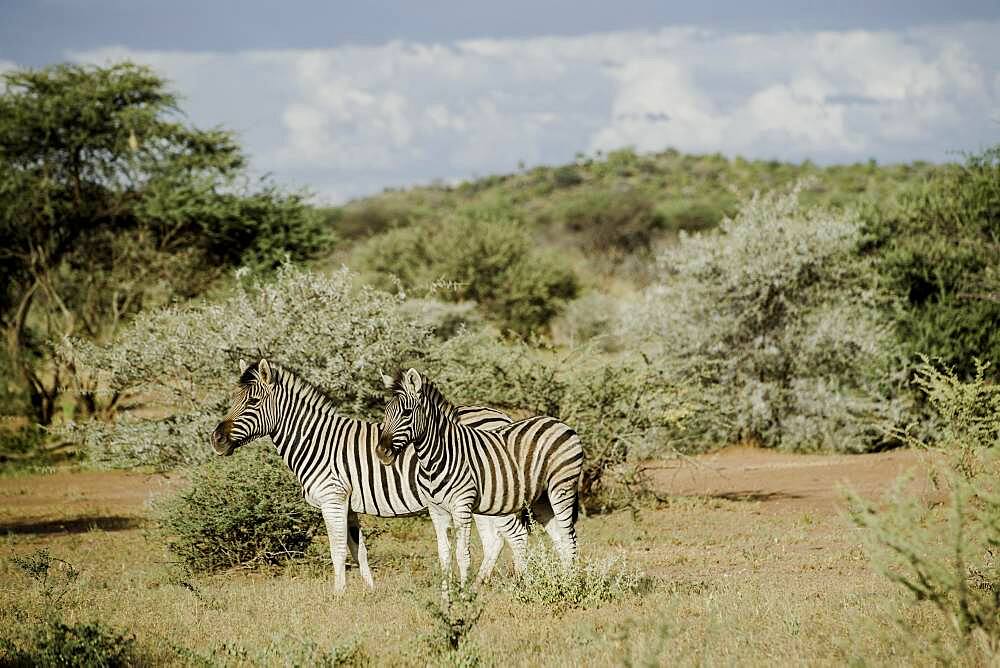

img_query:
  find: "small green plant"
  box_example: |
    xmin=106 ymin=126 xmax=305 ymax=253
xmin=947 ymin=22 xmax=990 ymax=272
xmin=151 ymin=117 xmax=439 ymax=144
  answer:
xmin=849 ymin=358 xmax=1000 ymax=658
xmin=2 ymin=550 xmax=141 ymax=668
xmin=153 ymin=446 xmax=323 ymax=572
xmin=407 ymin=580 xmax=484 ymax=667
xmin=429 ymin=581 xmax=483 ymax=652
xmin=911 ymin=358 xmax=1000 ymax=478
xmin=501 ymin=543 xmax=651 ymax=611
xmin=9 ymin=549 xmax=79 ymax=613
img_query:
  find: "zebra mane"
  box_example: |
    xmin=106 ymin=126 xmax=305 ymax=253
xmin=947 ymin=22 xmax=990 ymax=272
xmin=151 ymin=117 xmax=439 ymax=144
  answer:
xmin=238 ymin=360 xmax=262 ymax=386
xmin=390 ymin=369 xmax=463 ymax=423
xmin=239 ymin=360 xmax=338 ymax=410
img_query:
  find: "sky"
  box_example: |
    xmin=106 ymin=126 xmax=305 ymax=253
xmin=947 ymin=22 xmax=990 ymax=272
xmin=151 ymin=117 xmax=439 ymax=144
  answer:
xmin=2 ymin=1 xmax=999 ymax=203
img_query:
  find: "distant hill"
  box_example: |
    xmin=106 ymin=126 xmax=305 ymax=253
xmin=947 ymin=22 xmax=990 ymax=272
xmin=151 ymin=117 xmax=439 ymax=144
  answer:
xmin=317 ymin=147 xmax=942 ymax=250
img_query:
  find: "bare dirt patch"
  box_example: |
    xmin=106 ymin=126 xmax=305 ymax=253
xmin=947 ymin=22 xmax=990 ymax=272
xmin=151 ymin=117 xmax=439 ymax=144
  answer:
xmin=0 ymin=448 xmax=933 ymax=532
xmin=648 ymin=446 xmax=935 ymax=514
xmin=0 ymin=470 xmax=178 ymax=534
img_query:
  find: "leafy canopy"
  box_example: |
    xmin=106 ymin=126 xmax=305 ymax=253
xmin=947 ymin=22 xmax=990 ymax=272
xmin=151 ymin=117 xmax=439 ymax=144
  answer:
xmin=0 ymin=62 xmax=329 ymax=423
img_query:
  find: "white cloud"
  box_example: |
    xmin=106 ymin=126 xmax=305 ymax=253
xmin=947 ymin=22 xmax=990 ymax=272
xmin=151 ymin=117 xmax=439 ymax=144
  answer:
xmin=67 ymin=22 xmax=1000 ymax=202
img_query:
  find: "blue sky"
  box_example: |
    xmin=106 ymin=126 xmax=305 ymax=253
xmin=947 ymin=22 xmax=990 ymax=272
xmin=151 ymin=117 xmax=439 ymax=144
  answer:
xmin=2 ymin=1 xmax=998 ymax=202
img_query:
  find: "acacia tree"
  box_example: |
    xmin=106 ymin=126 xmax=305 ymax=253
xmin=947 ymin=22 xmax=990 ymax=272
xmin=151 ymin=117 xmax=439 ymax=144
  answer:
xmin=0 ymin=62 xmax=327 ymax=423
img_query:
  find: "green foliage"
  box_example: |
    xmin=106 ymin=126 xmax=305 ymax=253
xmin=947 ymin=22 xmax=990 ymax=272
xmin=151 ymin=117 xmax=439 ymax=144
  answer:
xmin=550 ymin=293 xmax=623 ymax=350
xmin=864 ymin=146 xmax=1000 ymax=379
xmin=558 ymin=358 xmax=691 ymax=505
xmin=913 ymin=358 xmax=1000 ymax=473
xmin=424 ymin=582 xmax=483 ymax=654
xmin=192 ymin=636 xmax=365 ymax=667
xmin=8 ymin=549 xmax=80 ymax=614
xmin=0 ymin=424 xmax=47 ymax=464
xmin=1 ymin=619 xmax=139 ymax=668
xmin=2 ymin=549 xmax=141 ymax=668
xmin=629 ymin=186 xmax=906 ymax=452
xmin=153 ymin=446 xmax=323 ymax=572
xmin=61 ymin=264 xmax=431 ymax=466
xmin=556 ymin=188 xmax=665 ymax=255
xmin=550 ymin=165 xmax=583 ymax=189
xmin=656 ymin=197 xmax=727 ymax=233
xmin=850 ymin=360 xmax=1000 ymax=656
xmin=330 ymin=197 xmax=421 ymax=241
xmin=501 ymin=543 xmax=650 ymax=611
xmin=0 ymin=62 xmax=330 ymax=424
xmin=356 ymin=208 xmax=578 ymax=334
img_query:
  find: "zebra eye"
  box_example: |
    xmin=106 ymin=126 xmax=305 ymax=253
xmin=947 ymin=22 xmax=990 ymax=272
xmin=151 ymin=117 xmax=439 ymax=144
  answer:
xmin=247 ymin=396 xmax=260 ymax=407
xmin=401 ymin=408 xmax=412 ymax=417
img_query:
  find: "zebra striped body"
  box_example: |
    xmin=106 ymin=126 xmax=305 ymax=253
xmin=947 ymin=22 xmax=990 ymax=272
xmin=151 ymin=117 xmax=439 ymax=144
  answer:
xmin=211 ymin=359 xmax=522 ymax=591
xmin=377 ymin=368 xmax=584 ymax=585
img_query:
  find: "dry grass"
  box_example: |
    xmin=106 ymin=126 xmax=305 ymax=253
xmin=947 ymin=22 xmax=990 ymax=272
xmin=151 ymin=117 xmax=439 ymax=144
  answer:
xmin=0 ymin=456 xmax=986 ymax=666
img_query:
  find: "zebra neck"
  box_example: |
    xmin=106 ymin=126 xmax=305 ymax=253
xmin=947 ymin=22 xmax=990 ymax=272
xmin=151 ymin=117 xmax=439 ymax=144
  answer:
xmin=411 ymin=407 xmax=460 ymax=476
xmin=268 ymin=372 xmax=336 ymax=472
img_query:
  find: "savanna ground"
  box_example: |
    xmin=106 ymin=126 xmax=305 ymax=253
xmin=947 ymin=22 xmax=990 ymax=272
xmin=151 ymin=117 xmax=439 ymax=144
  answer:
xmin=0 ymin=447 xmax=957 ymax=666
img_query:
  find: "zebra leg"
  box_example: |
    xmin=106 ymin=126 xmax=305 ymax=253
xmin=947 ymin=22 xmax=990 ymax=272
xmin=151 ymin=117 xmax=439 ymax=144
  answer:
xmin=531 ymin=497 xmax=564 ymax=559
xmin=321 ymin=502 xmax=350 ymax=592
xmin=472 ymin=515 xmax=503 ymax=585
xmin=453 ymin=510 xmax=474 ymax=586
xmin=497 ymin=513 xmax=528 ymax=575
xmin=347 ymin=512 xmax=374 ymax=589
xmin=547 ymin=483 xmax=579 ymax=567
xmin=428 ymin=504 xmax=454 ymax=593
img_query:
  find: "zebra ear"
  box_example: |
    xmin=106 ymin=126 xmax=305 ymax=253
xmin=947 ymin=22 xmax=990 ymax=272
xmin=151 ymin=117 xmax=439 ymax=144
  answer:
xmin=379 ymin=368 xmax=395 ymax=391
xmin=257 ymin=358 xmax=273 ymax=385
xmin=238 ymin=358 xmax=249 ymax=375
xmin=402 ymin=368 xmax=422 ymax=395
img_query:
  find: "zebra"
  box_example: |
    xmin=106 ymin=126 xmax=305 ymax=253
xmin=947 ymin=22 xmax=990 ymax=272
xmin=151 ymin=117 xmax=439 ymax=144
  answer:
xmin=210 ymin=358 xmax=526 ymax=592
xmin=376 ymin=368 xmax=584 ymax=587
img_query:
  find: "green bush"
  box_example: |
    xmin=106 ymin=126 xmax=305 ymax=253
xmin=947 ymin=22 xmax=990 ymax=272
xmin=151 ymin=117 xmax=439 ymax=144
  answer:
xmin=501 ymin=543 xmax=650 ymax=611
xmin=864 ymin=145 xmax=1000 ymax=380
xmin=153 ymin=446 xmax=323 ymax=572
xmin=849 ymin=359 xmax=1000 ymax=658
xmin=355 ymin=208 xmax=578 ymax=334
xmin=628 ymin=186 xmax=906 ymax=452
xmin=550 ymin=293 xmax=623 ymax=349
xmin=1 ymin=619 xmax=139 ymax=668
xmin=322 ymin=198 xmax=416 ymax=240
xmin=656 ymin=198 xmax=729 ymax=233
xmin=550 ymin=165 xmax=583 ymax=189
xmin=556 ymin=188 xmax=665 ymax=255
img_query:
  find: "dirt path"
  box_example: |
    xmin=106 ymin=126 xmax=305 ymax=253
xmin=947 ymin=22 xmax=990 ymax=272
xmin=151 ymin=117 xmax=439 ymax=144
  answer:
xmin=0 ymin=447 xmax=932 ymax=533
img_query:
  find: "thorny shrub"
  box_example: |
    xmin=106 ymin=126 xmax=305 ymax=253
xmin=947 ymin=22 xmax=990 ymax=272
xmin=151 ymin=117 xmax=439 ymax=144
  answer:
xmin=627 ymin=185 xmax=907 ymax=452
xmin=153 ymin=446 xmax=323 ymax=572
xmin=850 ymin=359 xmax=1000 ymax=659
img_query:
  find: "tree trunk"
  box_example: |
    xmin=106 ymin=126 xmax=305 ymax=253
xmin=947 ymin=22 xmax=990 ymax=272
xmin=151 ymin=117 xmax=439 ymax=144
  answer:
xmin=5 ymin=279 xmax=62 ymax=425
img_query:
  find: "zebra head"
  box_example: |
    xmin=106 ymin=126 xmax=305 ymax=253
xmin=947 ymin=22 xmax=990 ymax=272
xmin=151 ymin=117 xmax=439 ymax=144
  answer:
xmin=376 ymin=368 xmax=428 ymax=466
xmin=211 ymin=358 xmax=279 ymax=456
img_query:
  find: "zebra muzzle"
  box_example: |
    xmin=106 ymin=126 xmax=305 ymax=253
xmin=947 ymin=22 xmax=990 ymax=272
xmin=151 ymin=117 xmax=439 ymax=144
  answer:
xmin=375 ymin=435 xmax=397 ymax=466
xmin=211 ymin=422 xmax=236 ymax=456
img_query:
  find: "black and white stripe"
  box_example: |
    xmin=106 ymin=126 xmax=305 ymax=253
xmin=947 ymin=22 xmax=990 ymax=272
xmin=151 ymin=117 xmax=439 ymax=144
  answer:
xmin=377 ymin=368 xmax=584 ymax=585
xmin=210 ymin=358 xmax=523 ymax=591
